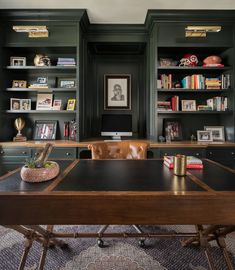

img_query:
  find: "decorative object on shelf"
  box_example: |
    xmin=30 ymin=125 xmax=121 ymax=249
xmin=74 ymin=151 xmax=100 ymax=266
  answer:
xmin=179 ymin=54 xmax=198 ymax=67
xmin=173 ymin=81 xmax=182 ymax=88
xmin=10 ymin=98 xmax=20 ymax=110
xmin=181 ymin=100 xmax=196 ymax=111
xmin=36 ymin=93 xmax=53 ymax=110
xmin=20 ymin=99 xmax=31 ymax=111
xmin=197 ymin=130 xmax=213 ymax=142
xmin=57 ymin=77 xmax=76 ymax=88
xmin=66 ymin=99 xmax=76 ymax=111
xmin=52 ymin=99 xmax=62 ymax=110
xmin=203 ymin=55 xmax=224 ymax=67
xmin=13 ymin=25 xmax=49 ymax=38
xmin=33 ymin=120 xmax=57 ymax=140
xmin=20 ymin=143 xmax=59 ymax=183
xmin=163 ymin=118 xmax=182 ymax=141
xmin=158 ymin=135 xmax=165 ymax=142
xmin=12 ymin=80 xmax=27 ymax=88
xmin=204 ymin=126 xmax=225 ymax=142
xmin=34 ymin=54 xmax=51 ymax=66
xmin=159 ymin=58 xmax=177 ymax=67
xmin=190 ymin=134 xmax=197 ymax=141
xmin=173 ymin=155 xmax=187 ymax=176
xmin=69 ymin=119 xmax=77 ymax=140
xmin=10 ymin=56 xmax=26 ymax=66
xmin=185 ymin=25 xmax=221 ymax=38
xmin=13 ymin=117 xmax=27 ymax=142
xmin=104 ymin=74 xmax=131 ymax=110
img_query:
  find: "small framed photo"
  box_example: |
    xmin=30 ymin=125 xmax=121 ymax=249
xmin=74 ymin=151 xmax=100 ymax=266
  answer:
xmin=52 ymin=99 xmax=62 ymax=110
xmin=12 ymin=80 xmax=27 ymax=88
xmin=33 ymin=120 xmax=57 ymax=140
xmin=66 ymin=99 xmax=76 ymax=111
xmin=10 ymin=98 xmax=21 ymax=111
xmin=204 ymin=126 xmax=225 ymax=142
xmin=10 ymin=56 xmax=26 ymax=67
xmin=36 ymin=93 xmax=53 ymax=110
xmin=163 ymin=118 xmax=183 ymax=141
xmin=104 ymin=74 xmax=131 ymax=110
xmin=197 ymin=130 xmax=213 ymax=142
xmin=57 ymin=78 xmax=76 ymax=88
xmin=181 ymin=100 xmax=196 ymax=111
xmin=20 ymin=99 xmax=31 ymax=111
xmin=36 ymin=77 xmax=48 ymax=85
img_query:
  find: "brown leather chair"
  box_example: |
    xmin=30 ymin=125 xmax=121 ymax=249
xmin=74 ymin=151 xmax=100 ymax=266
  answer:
xmin=88 ymin=141 xmax=149 ymax=247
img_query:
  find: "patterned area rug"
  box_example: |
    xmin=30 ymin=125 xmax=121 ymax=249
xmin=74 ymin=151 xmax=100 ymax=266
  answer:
xmin=0 ymin=225 xmax=235 ymax=270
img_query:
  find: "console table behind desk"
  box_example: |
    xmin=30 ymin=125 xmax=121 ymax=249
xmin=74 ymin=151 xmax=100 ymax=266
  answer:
xmin=0 ymin=159 xmax=235 ymax=270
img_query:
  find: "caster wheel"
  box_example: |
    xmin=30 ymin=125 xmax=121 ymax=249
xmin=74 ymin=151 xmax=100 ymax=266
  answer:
xmin=97 ymin=239 xmax=104 ymax=248
xmin=138 ymin=239 xmax=146 ymax=248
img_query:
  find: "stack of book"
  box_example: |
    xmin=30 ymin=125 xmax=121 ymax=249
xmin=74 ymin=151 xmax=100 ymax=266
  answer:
xmin=157 ymin=101 xmax=172 ymax=111
xmin=164 ymin=156 xmax=204 ymax=169
xmin=28 ymin=83 xmax=48 ymax=88
xmin=57 ymin=58 xmax=76 ymax=66
xmin=206 ymin=97 xmax=228 ymax=111
xmin=205 ymin=77 xmax=221 ymax=89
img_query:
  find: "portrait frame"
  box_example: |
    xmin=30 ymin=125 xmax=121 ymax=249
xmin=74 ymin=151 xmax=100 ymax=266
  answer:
xmin=36 ymin=93 xmax=53 ymax=110
xmin=104 ymin=74 xmax=131 ymax=110
xmin=52 ymin=99 xmax=62 ymax=110
xmin=20 ymin=99 xmax=31 ymax=111
xmin=33 ymin=120 xmax=57 ymax=140
xmin=197 ymin=130 xmax=213 ymax=142
xmin=12 ymin=80 xmax=27 ymax=88
xmin=10 ymin=98 xmax=21 ymax=111
xmin=66 ymin=99 xmax=76 ymax=111
xmin=163 ymin=118 xmax=183 ymax=141
xmin=57 ymin=78 xmax=76 ymax=89
xmin=181 ymin=100 xmax=196 ymax=111
xmin=10 ymin=56 xmax=26 ymax=67
xmin=204 ymin=126 xmax=225 ymax=142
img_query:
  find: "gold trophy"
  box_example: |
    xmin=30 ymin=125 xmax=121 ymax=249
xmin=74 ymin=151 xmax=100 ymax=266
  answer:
xmin=13 ymin=117 xmax=27 ymax=142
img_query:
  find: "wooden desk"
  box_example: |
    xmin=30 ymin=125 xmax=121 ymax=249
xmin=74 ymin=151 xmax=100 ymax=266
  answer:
xmin=1 ymin=159 xmax=235 ymax=270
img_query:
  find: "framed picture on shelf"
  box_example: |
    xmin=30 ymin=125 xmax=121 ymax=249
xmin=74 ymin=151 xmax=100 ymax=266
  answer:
xmin=12 ymin=80 xmax=27 ymax=88
xmin=66 ymin=99 xmax=76 ymax=111
xmin=36 ymin=77 xmax=48 ymax=85
xmin=36 ymin=93 xmax=53 ymax=110
xmin=104 ymin=74 xmax=131 ymax=110
xmin=163 ymin=118 xmax=182 ymax=141
xmin=181 ymin=100 xmax=196 ymax=111
xmin=33 ymin=120 xmax=57 ymax=140
xmin=10 ymin=98 xmax=21 ymax=111
xmin=197 ymin=130 xmax=213 ymax=142
xmin=20 ymin=99 xmax=31 ymax=111
xmin=204 ymin=126 xmax=225 ymax=141
xmin=52 ymin=99 xmax=62 ymax=110
xmin=10 ymin=56 xmax=26 ymax=66
xmin=57 ymin=78 xmax=76 ymax=88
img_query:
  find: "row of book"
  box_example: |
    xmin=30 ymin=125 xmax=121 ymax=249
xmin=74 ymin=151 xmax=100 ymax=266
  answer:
xmin=57 ymin=58 xmax=76 ymax=66
xmin=158 ymin=74 xmax=230 ymax=89
xmin=164 ymin=156 xmax=203 ymax=169
xmin=157 ymin=96 xmax=228 ymax=111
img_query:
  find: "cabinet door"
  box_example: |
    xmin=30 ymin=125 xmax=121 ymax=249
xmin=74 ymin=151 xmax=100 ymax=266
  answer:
xmin=32 ymin=147 xmax=77 ymax=159
xmin=159 ymin=148 xmax=204 ymax=158
xmin=206 ymin=148 xmax=235 ymax=161
xmin=0 ymin=147 xmax=30 ymax=163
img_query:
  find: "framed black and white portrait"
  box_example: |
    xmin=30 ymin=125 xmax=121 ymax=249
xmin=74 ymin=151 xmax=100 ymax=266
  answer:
xmin=104 ymin=74 xmax=131 ymax=110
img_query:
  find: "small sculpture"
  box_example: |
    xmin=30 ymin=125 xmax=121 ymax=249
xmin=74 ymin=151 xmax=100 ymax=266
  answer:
xmin=179 ymin=54 xmax=198 ymax=67
xmin=34 ymin=54 xmax=51 ymax=66
xmin=203 ymin=55 xmax=223 ymax=67
xmin=13 ymin=117 xmax=27 ymax=142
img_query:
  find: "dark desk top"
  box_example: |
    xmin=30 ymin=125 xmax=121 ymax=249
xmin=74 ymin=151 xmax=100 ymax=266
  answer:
xmin=1 ymin=159 xmax=235 ymax=225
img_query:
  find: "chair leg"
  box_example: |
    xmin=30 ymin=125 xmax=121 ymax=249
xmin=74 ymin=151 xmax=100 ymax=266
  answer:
xmin=97 ymin=225 xmax=109 ymax=247
xmin=132 ymin=225 xmax=146 ymax=247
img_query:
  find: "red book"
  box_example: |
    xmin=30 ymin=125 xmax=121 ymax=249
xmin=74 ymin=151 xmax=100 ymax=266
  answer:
xmin=164 ymin=160 xmax=204 ymax=169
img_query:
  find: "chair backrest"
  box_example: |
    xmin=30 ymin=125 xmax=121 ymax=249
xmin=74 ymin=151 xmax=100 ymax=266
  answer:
xmin=88 ymin=141 xmax=149 ymax=160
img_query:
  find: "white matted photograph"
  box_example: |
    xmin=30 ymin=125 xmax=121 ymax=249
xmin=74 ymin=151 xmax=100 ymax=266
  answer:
xmin=104 ymin=74 xmax=131 ymax=110
xmin=52 ymin=99 xmax=62 ymax=110
xmin=36 ymin=93 xmax=53 ymax=110
xmin=20 ymin=99 xmax=31 ymax=111
xmin=197 ymin=130 xmax=213 ymax=142
xmin=181 ymin=100 xmax=196 ymax=111
xmin=204 ymin=126 xmax=225 ymax=141
xmin=10 ymin=56 xmax=26 ymax=67
xmin=10 ymin=98 xmax=21 ymax=111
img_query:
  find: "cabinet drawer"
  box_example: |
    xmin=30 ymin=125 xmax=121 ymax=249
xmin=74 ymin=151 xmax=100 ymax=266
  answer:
xmin=32 ymin=148 xmax=77 ymax=159
xmin=159 ymin=148 xmax=204 ymax=158
xmin=0 ymin=147 xmax=30 ymax=163
xmin=158 ymin=23 xmax=233 ymax=46
xmin=206 ymin=149 xmax=235 ymax=160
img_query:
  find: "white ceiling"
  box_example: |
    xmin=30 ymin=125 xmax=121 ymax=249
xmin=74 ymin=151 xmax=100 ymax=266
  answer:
xmin=0 ymin=0 xmax=235 ymax=24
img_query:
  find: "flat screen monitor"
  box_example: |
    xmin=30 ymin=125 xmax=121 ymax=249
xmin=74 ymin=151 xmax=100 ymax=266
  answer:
xmin=101 ymin=114 xmax=132 ymax=140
